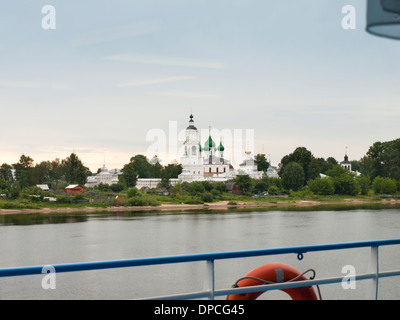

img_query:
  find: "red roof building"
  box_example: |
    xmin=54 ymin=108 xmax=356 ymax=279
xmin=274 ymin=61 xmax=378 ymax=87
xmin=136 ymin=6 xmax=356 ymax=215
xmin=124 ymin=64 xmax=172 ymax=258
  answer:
xmin=65 ymin=185 xmax=84 ymax=194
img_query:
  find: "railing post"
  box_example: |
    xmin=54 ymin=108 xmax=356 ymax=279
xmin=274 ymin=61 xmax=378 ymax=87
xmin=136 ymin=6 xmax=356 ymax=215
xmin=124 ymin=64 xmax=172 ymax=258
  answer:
xmin=366 ymin=246 xmax=379 ymax=300
xmin=205 ymin=260 xmax=215 ymax=300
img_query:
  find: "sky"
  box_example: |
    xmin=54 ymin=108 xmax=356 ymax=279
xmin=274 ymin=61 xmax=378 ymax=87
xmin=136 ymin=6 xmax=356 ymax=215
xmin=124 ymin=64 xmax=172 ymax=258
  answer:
xmin=0 ymin=0 xmax=399 ymax=172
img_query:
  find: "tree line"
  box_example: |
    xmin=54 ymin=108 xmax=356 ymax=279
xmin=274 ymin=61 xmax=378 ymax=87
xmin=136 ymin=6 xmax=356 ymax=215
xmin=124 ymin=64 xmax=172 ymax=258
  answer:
xmin=0 ymin=153 xmax=89 ymax=197
xmin=1 ymin=137 xmax=399 ymax=199
xmin=274 ymin=138 xmax=400 ymax=196
xmin=120 ymin=154 xmax=182 ymax=188
xmin=0 ymin=153 xmax=183 ymax=198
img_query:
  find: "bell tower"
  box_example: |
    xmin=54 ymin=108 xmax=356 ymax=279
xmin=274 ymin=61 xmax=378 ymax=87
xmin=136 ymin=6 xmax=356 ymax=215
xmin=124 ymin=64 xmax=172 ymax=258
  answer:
xmin=178 ymin=114 xmax=204 ymax=181
xmin=340 ymin=147 xmax=352 ymax=171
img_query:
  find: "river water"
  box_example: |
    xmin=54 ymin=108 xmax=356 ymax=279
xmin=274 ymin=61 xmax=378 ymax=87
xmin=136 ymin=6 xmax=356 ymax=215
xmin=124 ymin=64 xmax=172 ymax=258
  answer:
xmin=0 ymin=205 xmax=399 ymax=300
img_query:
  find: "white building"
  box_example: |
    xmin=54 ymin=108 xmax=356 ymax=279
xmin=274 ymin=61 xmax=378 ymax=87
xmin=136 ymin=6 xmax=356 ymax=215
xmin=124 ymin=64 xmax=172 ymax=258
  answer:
xmin=179 ymin=114 xmax=205 ymax=182
xmin=85 ymin=164 xmax=121 ymax=188
xmin=136 ymin=178 xmax=180 ymax=189
xmin=340 ymin=151 xmax=361 ymax=176
xmin=134 ymin=114 xmax=270 ymax=189
xmin=36 ymin=184 xmax=50 ymax=191
xmin=340 ymin=152 xmax=352 ymax=171
xmin=236 ymin=149 xmax=264 ymax=179
xmin=266 ymin=166 xmax=279 ymax=178
xmin=178 ymin=114 xmax=236 ymax=182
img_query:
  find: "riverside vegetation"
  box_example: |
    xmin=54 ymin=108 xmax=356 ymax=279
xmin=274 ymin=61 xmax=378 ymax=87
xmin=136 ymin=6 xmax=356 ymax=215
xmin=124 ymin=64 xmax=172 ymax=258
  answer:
xmin=1 ymin=138 xmax=400 ymax=211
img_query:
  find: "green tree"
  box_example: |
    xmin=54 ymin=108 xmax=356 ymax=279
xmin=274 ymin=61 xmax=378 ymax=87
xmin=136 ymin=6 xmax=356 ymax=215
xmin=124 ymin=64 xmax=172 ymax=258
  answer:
xmin=280 ymin=147 xmax=312 ymax=182
xmin=235 ymin=175 xmax=253 ymax=193
xmin=307 ymin=157 xmax=338 ymax=180
xmin=282 ymin=162 xmax=305 ymax=191
xmin=169 ymin=183 xmax=183 ymax=199
xmin=159 ymin=163 xmax=183 ymax=187
xmin=210 ymin=182 xmax=226 ymax=193
xmin=308 ymin=178 xmax=335 ymax=195
xmin=48 ymin=159 xmax=64 ymax=187
xmin=201 ymin=181 xmax=213 ymax=192
xmin=184 ymin=181 xmax=205 ymax=195
xmin=0 ymin=163 xmax=14 ymax=183
xmin=129 ymin=155 xmax=154 ymax=178
xmin=151 ymin=162 xmax=163 ymax=178
xmin=254 ymin=154 xmax=270 ymax=172
xmin=308 ymin=158 xmax=323 ymax=181
xmin=253 ymin=181 xmax=269 ymax=194
xmin=0 ymin=179 xmax=10 ymax=195
xmin=121 ymin=162 xmax=138 ymax=188
xmin=127 ymin=187 xmax=139 ymax=197
xmin=110 ymin=183 xmax=124 ymax=192
xmin=360 ymin=139 xmax=400 ymax=180
xmin=326 ymin=165 xmax=349 ymax=178
xmin=356 ymin=175 xmax=371 ymax=195
xmin=351 ymin=160 xmax=361 ymax=172
xmin=61 ymin=153 xmax=89 ymax=185
xmin=326 ymin=157 xmax=339 ymax=169
xmin=372 ymin=177 xmax=397 ymax=195
xmin=31 ymin=161 xmax=55 ymax=185
xmin=13 ymin=155 xmax=34 ymax=188
xmin=332 ymin=175 xmax=359 ymax=195
xmin=326 ymin=165 xmax=359 ymax=195
xmin=9 ymin=182 xmax=21 ymax=199
xmin=96 ymin=183 xmax=110 ymax=192
xmin=268 ymin=185 xmax=280 ymax=195
xmin=201 ymin=192 xmax=214 ymax=203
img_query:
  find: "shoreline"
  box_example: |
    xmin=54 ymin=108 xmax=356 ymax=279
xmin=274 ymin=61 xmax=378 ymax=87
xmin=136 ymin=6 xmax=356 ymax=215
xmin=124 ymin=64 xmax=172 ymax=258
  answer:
xmin=1 ymin=199 xmax=400 ymax=215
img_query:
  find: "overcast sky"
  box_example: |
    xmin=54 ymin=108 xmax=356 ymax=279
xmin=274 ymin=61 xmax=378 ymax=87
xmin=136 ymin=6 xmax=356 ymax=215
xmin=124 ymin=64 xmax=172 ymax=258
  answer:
xmin=0 ymin=0 xmax=399 ymax=171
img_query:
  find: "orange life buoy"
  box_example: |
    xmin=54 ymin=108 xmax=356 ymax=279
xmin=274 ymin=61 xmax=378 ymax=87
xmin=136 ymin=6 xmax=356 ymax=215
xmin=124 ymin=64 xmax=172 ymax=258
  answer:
xmin=227 ymin=263 xmax=318 ymax=300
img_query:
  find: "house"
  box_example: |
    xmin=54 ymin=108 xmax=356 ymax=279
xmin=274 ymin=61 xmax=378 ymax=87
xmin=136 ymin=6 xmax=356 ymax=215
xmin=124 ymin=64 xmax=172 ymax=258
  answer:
xmin=155 ymin=188 xmax=169 ymax=196
xmin=65 ymin=185 xmax=84 ymax=194
xmin=226 ymin=182 xmax=241 ymax=195
xmin=36 ymin=184 xmax=50 ymax=191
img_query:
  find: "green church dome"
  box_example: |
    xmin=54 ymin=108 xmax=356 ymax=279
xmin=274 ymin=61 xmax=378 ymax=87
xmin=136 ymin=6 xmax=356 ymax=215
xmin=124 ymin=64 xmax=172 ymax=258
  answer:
xmin=203 ymin=136 xmax=216 ymax=151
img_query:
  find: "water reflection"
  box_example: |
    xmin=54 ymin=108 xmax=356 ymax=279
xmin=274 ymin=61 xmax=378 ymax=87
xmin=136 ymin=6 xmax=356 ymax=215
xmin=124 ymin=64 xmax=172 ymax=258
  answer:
xmin=1 ymin=203 xmax=399 ymax=226
xmin=0 ymin=213 xmax=89 ymax=226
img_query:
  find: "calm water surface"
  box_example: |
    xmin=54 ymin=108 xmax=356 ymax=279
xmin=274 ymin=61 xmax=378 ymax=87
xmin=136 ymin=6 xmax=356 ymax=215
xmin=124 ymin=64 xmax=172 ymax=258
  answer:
xmin=0 ymin=205 xmax=400 ymax=300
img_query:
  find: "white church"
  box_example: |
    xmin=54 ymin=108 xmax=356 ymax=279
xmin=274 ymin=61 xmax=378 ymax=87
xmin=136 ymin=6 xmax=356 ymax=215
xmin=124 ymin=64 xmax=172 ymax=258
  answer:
xmin=137 ymin=114 xmax=265 ymax=188
xmin=85 ymin=164 xmax=121 ymax=188
xmin=178 ymin=114 xmax=267 ymax=183
xmin=178 ymin=114 xmax=235 ymax=182
xmin=87 ymin=114 xmax=271 ymax=189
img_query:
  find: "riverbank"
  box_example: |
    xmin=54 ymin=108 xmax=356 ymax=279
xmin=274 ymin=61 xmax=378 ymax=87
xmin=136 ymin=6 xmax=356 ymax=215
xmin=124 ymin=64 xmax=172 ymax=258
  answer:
xmin=1 ymin=198 xmax=400 ymax=215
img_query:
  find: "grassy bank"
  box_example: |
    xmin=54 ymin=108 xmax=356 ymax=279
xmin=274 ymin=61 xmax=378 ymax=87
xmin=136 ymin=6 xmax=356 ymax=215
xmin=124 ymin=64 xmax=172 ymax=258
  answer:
xmin=1 ymin=187 xmax=399 ymax=214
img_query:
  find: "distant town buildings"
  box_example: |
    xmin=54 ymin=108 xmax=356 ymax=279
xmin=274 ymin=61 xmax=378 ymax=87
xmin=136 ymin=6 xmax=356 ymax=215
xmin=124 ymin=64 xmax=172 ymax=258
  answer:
xmin=135 ymin=114 xmax=266 ymax=189
xmin=84 ymin=114 xmax=354 ymax=189
xmin=85 ymin=164 xmax=121 ymax=188
xmin=86 ymin=114 xmax=282 ymax=189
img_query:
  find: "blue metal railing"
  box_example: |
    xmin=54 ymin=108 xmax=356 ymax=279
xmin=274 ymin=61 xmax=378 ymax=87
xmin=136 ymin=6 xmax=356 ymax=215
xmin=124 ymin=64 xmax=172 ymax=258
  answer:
xmin=1 ymin=239 xmax=400 ymax=299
